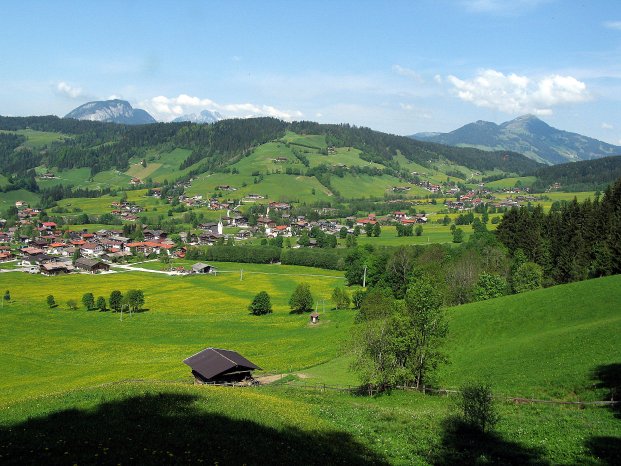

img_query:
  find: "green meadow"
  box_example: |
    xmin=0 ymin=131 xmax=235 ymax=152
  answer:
xmin=0 ymin=271 xmax=619 ymax=464
xmin=0 ymin=265 xmax=348 ymax=405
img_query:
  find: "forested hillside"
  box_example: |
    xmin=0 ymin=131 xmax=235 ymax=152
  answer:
xmin=0 ymin=116 xmax=541 ymax=197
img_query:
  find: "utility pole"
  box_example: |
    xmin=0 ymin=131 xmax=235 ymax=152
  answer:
xmin=240 ymin=269 xmax=243 ymax=281
xmin=363 ymin=265 xmax=367 ymax=288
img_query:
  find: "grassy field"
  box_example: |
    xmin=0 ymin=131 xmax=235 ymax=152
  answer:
xmin=437 ymin=274 xmax=621 ymax=400
xmin=485 ymin=176 xmax=537 ymax=189
xmin=0 ymin=189 xmax=40 ymax=209
xmin=0 ymin=265 xmax=349 ymax=405
xmin=331 ymin=173 xmax=429 ymax=199
xmin=281 ymin=131 xmax=327 ymax=149
xmin=0 ymin=268 xmax=619 ymax=464
xmin=0 ymin=129 xmax=68 ymax=149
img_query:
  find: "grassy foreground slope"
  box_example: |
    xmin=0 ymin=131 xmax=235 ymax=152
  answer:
xmin=439 ymin=274 xmax=621 ymax=400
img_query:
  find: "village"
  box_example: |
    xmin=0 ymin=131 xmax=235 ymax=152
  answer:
xmin=0 ymin=182 xmax=543 ymax=277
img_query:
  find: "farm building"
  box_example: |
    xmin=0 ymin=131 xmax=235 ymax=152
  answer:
xmin=191 ymin=262 xmax=216 ymax=274
xmin=183 ymin=348 xmax=261 ymax=384
xmin=74 ymin=257 xmax=110 ymax=273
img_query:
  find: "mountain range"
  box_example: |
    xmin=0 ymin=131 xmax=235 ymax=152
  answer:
xmin=411 ymin=115 xmax=621 ymax=165
xmin=172 ymin=109 xmax=223 ymax=124
xmin=64 ymin=99 xmax=156 ymax=125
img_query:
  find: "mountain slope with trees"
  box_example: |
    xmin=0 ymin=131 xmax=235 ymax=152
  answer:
xmin=411 ymin=114 xmax=621 ymax=165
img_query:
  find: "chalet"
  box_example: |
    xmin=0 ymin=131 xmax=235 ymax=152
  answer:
xmin=0 ymin=250 xmax=14 ymax=262
xmin=269 ymin=202 xmax=291 ymax=211
xmin=236 ymin=230 xmax=252 ymax=240
xmin=40 ymin=262 xmax=74 ymax=276
xmin=183 ymin=348 xmax=261 ymax=384
xmin=80 ymin=242 xmax=104 ymax=257
xmin=217 ymin=185 xmax=237 ymax=191
xmin=130 ymin=177 xmax=142 ymax=185
xmin=393 ymin=211 xmax=407 ymax=220
xmin=245 ymin=194 xmax=264 ymax=200
xmin=272 ymin=157 xmax=289 ymax=163
xmin=38 ymin=172 xmax=56 ymax=179
xmin=257 ymin=217 xmax=276 ymax=229
xmin=75 ymin=257 xmax=110 ymax=273
xmin=191 ymin=263 xmax=216 ymax=274
xmin=40 ymin=221 xmax=57 ymax=231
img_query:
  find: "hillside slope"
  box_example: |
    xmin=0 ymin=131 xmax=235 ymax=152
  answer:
xmin=439 ymin=275 xmax=621 ymax=399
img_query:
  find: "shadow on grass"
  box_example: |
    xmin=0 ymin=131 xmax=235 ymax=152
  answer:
xmin=591 ymin=363 xmax=621 ymax=418
xmin=0 ymin=392 xmax=387 ymax=465
xmin=430 ymin=417 xmax=548 ymax=465
xmin=586 ymin=364 xmax=621 ymax=464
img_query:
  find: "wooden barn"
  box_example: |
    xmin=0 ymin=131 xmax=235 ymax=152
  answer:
xmin=183 ymin=348 xmax=261 ymax=384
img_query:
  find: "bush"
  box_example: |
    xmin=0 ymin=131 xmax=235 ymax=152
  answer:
xmin=249 ymin=291 xmax=272 ymax=316
xmin=459 ymin=382 xmax=499 ymax=433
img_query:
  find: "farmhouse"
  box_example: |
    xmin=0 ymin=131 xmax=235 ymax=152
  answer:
xmin=74 ymin=257 xmax=110 ymax=273
xmin=191 ymin=262 xmax=216 ymax=274
xmin=183 ymin=347 xmax=261 ymax=384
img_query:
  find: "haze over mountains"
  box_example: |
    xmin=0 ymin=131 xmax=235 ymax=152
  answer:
xmin=411 ymin=114 xmax=621 ymax=165
xmin=172 ymin=109 xmax=223 ymax=124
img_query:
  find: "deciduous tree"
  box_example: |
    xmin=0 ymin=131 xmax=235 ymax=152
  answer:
xmin=289 ymin=283 xmax=314 ymax=313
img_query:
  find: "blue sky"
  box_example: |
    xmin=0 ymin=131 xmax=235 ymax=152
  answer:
xmin=1 ymin=0 xmax=620 ymax=143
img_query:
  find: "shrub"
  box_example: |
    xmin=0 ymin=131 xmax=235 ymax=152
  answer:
xmin=459 ymin=382 xmax=499 ymax=432
xmin=249 ymin=291 xmax=272 ymax=316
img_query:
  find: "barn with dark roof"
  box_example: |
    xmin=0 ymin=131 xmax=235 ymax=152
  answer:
xmin=183 ymin=348 xmax=261 ymax=384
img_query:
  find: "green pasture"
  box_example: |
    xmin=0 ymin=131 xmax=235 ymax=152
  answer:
xmin=438 ymin=275 xmax=621 ymax=400
xmin=0 ymin=189 xmax=40 ymax=209
xmin=188 ymin=172 xmax=333 ymax=203
xmin=232 ymin=142 xmax=298 ymax=176
xmin=485 ymin=176 xmax=537 ymax=189
xmin=0 ymin=129 xmax=68 ymax=149
xmin=0 ymin=266 xmax=349 ymax=405
xmin=281 ymin=131 xmax=327 ymax=149
xmin=2 ymin=381 xmax=618 ymax=465
xmin=330 ymin=174 xmax=429 ymax=199
xmin=305 ymin=147 xmax=385 ymax=170
xmin=352 ymin=224 xmax=469 ymax=246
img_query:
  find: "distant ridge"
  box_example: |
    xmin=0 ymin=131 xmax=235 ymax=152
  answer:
xmin=64 ymin=99 xmax=156 ymax=125
xmin=173 ymin=109 xmax=223 ymax=124
xmin=411 ymin=114 xmax=621 ymax=165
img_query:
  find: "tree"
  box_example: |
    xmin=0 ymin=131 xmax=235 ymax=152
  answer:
xmin=46 ymin=295 xmax=56 ymax=308
xmin=372 ymin=223 xmax=381 ymax=237
xmin=331 ymin=286 xmax=351 ymax=310
xmin=96 ymin=296 xmax=107 ymax=311
xmin=249 ymin=291 xmax=272 ymax=315
xmin=126 ymin=289 xmax=145 ymax=314
xmin=512 ymin=262 xmax=543 ymax=293
xmin=459 ymin=382 xmax=500 ymax=433
xmin=365 ymin=222 xmax=374 ymax=237
xmin=472 ymin=273 xmax=507 ymax=301
xmin=3 ymin=290 xmax=10 ymax=302
xmin=66 ymin=299 xmax=78 ymax=310
xmin=109 ymin=290 xmax=123 ymax=312
xmin=402 ymin=276 xmax=448 ymax=389
xmin=339 ymin=226 xmax=348 ymax=239
xmin=82 ymin=292 xmax=95 ymax=310
xmin=452 ymin=227 xmax=464 ymax=243
xmin=289 ymin=283 xmax=314 ymax=313
xmin=415 ymin=225 xmax=423 ymax=236
xmin=352 ymin=289 xmax=366 ymax=309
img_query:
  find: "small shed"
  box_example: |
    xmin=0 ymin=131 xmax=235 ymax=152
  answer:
xmin=191 ymin=262 xmax=215 ymax=274
xmin=183 ymin=348 xmax=261 ymax=384
xmin=75 ymin=257 xmax=110 ymax=273
xmin=310 ymin=311 xmax=320 ymax=324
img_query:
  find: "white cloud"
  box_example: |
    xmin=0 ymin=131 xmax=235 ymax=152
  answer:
xmin=55 ymin=81 xmax=85 ymax=99
xmin=604 ymin=21 xmax=621 ymax=30
xmin=447 ymin=69 xmax=590 ymax=115
xmin=140 ymin=94 xmax=302 ymax=121
xmin=392 ymin=65 xmax=423 ymax=83
xmin=602 ymin=122 xmax=614 ymax=129
xmin=400 ymin=103 xmax=414 ymax=111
